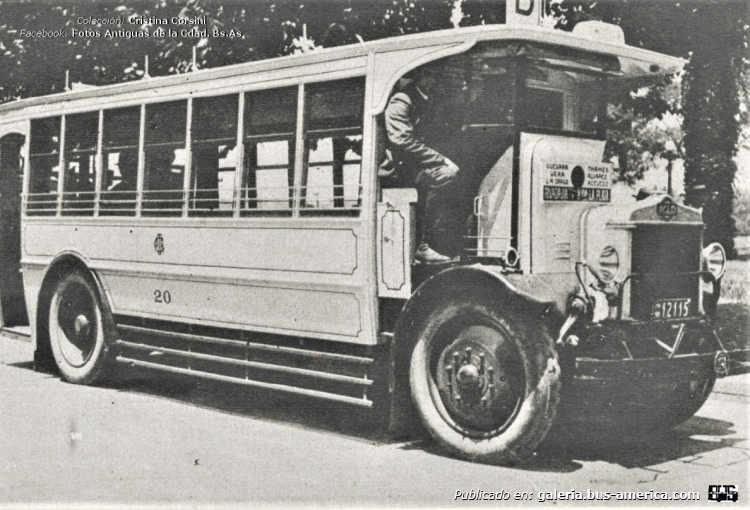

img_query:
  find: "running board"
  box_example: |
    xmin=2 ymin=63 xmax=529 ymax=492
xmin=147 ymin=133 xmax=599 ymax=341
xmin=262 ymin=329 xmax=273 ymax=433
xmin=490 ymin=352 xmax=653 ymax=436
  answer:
xmin=115 ymin=356 xmax=373 ymax=407
xmin=117 ymin=324 xmax=373 ymax=365
xmin=114 ymin=323 xmax=375 ymax=408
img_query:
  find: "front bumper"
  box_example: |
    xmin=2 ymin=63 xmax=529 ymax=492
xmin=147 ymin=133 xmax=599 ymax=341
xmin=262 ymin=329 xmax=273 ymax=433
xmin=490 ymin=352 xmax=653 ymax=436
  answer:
xmin=576 ymin=350 xmax=750 ymax=382
xmin=573 ymin=317 xmax=750 ymax=380
xmin=558 ymin=319 xmax=749 ymax=425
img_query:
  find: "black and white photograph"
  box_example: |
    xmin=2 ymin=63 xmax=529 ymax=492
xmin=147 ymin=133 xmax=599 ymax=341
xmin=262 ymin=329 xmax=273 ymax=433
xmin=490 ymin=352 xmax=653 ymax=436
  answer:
xmin=0 ymin=0 xmax=748 ymax=506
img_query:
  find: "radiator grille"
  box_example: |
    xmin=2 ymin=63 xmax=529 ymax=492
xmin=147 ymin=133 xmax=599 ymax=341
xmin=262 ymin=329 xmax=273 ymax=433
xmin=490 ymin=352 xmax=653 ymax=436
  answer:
xmin=630 ymin=226 xmax=701 ymax=320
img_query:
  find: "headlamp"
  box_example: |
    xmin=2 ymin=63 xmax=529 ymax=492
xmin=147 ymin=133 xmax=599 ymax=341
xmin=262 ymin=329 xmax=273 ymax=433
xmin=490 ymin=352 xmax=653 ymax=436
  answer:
xmin=597 ymin=245 xmax=620 ymax=282
xmin=703 ymin=242 xmax=726 ymax=280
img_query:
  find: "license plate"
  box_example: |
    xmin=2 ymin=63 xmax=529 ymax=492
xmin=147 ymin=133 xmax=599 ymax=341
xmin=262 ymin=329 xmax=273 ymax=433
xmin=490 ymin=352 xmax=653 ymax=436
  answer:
xmin=651 ymin=298 xmax=691 ymax=320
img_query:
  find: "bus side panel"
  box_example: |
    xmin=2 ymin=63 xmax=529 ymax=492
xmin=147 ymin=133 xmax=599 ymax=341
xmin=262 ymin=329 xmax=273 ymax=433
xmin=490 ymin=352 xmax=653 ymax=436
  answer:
xmin=22 ymin=221 xmax=369 ymax=344
xmin=24 ymin=223 xmax=358 ymax=275
xmin=102 ymin=272 xmax=362 ymax=340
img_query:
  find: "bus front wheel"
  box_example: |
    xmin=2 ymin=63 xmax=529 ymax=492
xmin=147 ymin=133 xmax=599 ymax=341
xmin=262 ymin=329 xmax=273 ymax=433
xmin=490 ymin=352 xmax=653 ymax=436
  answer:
xmin=410 ymin=298 xmax=560 ymax=464
xmin=48 ymin=271 xmax=111 ymax=384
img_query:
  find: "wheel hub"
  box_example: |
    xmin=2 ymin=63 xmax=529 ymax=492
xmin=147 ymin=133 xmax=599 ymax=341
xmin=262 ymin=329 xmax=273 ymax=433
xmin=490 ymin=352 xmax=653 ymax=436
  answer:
xmin=54 ymin=282 xmax=99 ymax=368
xmin=435 ymin=325 xmax=522 ymax=435
xmin=73 ymin=314 xmax=90 ymax=337
xmin=456 ymin=362 xmax=480 ymax=390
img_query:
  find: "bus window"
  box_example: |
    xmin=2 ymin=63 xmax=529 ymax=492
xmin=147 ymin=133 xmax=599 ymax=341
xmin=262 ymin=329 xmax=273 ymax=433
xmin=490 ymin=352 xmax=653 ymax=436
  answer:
xmin=61 ymin=112 xmax=98 ymax=216
xmin=242 ymin=87 xmax=297 ymax=216
xmin=524 ymin=66 xmax=602 ymax=135
xmin=301 ymin=78 xmax=364 ymax=215
xmin=525 ymin=87 xmax=564 ymax=130
xmin=457 ymin=62 xmax=516 ymax=183
xmin=189 ymin=94 xmax=238 ymax=217
xmin=100 ymin=107 xmax=140 ymax=216
xmin=27 ymin=117 xmax=61 ymax=216
xmin=143 ymin=100 xmax=187 ymax=216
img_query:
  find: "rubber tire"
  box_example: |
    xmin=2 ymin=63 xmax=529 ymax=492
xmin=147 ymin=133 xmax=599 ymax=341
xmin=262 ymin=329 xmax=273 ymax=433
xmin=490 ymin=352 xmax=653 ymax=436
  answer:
xmin=659 ymin=373 xmax=716 ymax=429
xmin=48 ymin=271 xmax=111 ymax=385
xmin=564 ymin=372 xmax=716 ymax=435
xmin=410 ymin=297 xmax=560 ymax=464
xmin=620 ymin=373 xmax=716 ymax=433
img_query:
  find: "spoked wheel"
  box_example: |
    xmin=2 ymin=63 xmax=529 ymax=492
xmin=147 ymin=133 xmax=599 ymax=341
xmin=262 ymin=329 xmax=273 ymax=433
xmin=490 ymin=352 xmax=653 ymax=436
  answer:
xmin=410 ymin=298 xmax=560 ymax=464
xmin=49 ymin=271 xmax=111 ymax=384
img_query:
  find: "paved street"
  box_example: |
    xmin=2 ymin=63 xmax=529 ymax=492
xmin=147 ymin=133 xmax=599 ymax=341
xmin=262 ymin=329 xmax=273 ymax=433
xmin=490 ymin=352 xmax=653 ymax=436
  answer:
xmin=0 ymin=334 xmax=748 ymax=506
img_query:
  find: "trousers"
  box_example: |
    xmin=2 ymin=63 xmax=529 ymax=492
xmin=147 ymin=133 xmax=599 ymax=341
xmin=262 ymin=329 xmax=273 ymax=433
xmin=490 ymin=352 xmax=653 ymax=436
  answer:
xmin=414 ymin=165 xmax=460 ymax=249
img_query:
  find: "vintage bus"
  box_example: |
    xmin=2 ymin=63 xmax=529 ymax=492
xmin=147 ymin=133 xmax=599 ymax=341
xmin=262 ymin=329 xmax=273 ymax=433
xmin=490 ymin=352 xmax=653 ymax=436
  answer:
xmin=0 ymin=2 xmax=746 ymax=463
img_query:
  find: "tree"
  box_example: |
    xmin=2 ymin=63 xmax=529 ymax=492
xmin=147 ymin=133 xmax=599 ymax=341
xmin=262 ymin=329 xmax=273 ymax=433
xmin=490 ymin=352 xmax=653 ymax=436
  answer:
xmin=605 ymin=78 xmax=684 ymax=187
xmin=0 ymin=0 xmax=311 ymax=102
xmin=681 ymin=2 xmax=746 ymax=255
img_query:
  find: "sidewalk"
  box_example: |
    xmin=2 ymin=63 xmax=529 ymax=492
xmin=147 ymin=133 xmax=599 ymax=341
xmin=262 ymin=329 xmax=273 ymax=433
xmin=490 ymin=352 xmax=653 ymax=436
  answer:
xmin=713 ymin=371 xmax=750 ymax=399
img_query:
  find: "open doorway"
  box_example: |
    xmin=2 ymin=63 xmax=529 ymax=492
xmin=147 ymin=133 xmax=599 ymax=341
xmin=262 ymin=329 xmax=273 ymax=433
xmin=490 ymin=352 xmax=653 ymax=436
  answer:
xmin=0 ymin=133 xmax=28 ymax=328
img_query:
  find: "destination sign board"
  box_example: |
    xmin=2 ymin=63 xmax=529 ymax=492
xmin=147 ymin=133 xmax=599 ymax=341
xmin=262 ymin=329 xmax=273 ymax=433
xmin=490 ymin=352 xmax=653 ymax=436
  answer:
xmin=542 ymin=161 xmax=612 ymax=202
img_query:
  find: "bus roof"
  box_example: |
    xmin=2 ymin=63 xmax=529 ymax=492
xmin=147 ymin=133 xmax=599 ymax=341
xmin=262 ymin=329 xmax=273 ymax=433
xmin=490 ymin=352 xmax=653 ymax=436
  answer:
xmin=0 ymin=24 xmax=683 ymax=120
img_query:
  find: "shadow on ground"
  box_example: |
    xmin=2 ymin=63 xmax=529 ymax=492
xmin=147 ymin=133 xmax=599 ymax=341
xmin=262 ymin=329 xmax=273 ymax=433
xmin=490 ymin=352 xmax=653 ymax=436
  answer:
xmin=6 ymin=300 xmax=748 ymax=471
xmin=105 ymin=367 xmax=393 ymax=446
xmin=89 ymin=364 xmax=745 ymax=474
xmin=521 ymin=416 xmax=745 ymax=473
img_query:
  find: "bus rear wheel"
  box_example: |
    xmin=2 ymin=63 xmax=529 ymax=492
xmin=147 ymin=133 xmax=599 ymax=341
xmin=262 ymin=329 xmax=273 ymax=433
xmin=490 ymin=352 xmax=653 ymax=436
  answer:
xmin=410 ymin=298 xmax=560 ymax=464
xmin=48 ymin=271 xmax=110 ymax=384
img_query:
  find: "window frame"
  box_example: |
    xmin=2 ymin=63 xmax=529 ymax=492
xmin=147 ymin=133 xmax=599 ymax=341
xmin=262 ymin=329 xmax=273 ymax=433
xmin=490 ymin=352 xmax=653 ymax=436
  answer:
xmin=61 ymin=111 xmax=99 ymax=216
xmin=240 ymin=86 xmax=300 ymax=217
xmin=518 ymin=59 xmax=608 ymax=141
xmin=23 ymin=74 xmax=370 ymax=221
xmin=299 ymin=77 xmax=366 ymax=217
xmin=301 ymin=127 xmax=363 ymax=214
xmin=100 ymin=106 xmax=141 ymax=216
xmin=141 ymin=99 xmax=189 ymax=217
xmin=26 ymin=116 xmax=63 ymax=216
xmin=189 ymin=93 xmax=240 ymax=217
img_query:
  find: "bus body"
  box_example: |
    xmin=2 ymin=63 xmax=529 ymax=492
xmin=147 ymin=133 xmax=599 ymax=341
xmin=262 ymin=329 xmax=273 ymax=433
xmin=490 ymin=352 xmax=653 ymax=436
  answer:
xmin=0 ymin=8 xmax=746 ymax=462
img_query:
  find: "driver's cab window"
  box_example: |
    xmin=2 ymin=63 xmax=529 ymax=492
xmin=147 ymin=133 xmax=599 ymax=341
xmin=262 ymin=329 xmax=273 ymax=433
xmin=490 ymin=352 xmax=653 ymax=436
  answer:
xmin=376 ymin=47 xmax=517 ymax=257
xmin=525 ymin=66 xmax=602 ymax=134
xmin=378 ymin=48 xmax=516 ymax=192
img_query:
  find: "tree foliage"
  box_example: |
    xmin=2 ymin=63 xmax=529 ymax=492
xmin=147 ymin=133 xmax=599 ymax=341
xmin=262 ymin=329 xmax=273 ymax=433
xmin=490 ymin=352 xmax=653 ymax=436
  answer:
xmin=0 ymin=0 xmax=455 ymax=103
xmin=681 ymin=2 xmax=746 ymax=254
xmin=605 ymin=78 xmax=684 ymax=186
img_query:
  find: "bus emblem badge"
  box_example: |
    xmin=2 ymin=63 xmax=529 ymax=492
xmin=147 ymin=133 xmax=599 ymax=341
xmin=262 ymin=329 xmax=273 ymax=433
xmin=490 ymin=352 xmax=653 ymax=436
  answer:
xmin=154 ymin=234 xmax=165 ymax=255
xmin=656 ymin=197 xmax=677 ymax=221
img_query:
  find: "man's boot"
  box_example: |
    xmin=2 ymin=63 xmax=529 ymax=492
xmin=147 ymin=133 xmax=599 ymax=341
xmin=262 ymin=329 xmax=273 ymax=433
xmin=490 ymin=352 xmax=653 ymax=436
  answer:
xmin=415 ymin=243 xmax=452 ymax=265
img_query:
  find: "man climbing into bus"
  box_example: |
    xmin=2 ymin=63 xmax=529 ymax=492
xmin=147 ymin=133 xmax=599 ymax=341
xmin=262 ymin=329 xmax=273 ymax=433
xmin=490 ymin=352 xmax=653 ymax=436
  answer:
xmin=381 ymin=65 xmax=461 ymax=265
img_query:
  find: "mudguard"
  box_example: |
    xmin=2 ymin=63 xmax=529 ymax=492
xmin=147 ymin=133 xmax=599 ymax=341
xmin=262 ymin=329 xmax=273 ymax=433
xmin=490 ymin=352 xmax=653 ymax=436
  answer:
xmin=386 ymin=263 xmax=558 ymax=436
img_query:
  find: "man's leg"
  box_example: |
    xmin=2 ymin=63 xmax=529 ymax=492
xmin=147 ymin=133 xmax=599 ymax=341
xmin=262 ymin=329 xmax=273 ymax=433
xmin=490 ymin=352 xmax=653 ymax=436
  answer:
xmin=415 ymin=168 xmax=457 ymax=264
